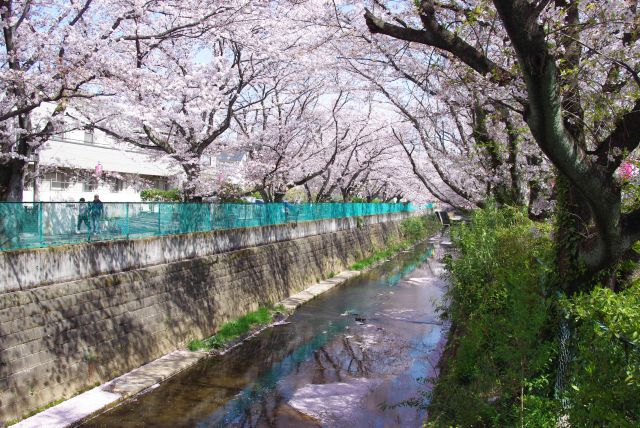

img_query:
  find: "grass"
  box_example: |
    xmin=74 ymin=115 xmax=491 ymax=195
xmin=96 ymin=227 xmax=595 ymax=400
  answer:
xmin=6 ymin=398 xmax=66 ymax=426
xmin=350 ymin=242 xmax=406 ymax=270
xmin=188 ymin=305 xmax=285 ymax=351
xmin=350 ymin=215 xmax=440 ymax=271
xmin=7 ymin=380 xmax=102 ymax=426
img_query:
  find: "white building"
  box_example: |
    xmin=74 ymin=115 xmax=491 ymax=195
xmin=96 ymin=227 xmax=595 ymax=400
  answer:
xmin=200 ymin=149 xmax=248 ymax=188
xmin=24 ymin=124 xmax=249 ymax=203
xmin=21 ymin=102 xmax=251 ymax=202
xmin=24 ymin=127 xmax=181 ymax=202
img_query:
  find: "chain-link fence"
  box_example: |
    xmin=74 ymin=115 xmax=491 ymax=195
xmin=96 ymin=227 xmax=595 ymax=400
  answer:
xmin=0 ymin=202 xmax=412 ymax=251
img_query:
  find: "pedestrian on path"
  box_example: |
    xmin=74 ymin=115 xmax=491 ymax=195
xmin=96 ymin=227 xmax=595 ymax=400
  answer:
xmin=89 ymin=194 xmax=104 ymax=233
xmin=76 ymin=198 xmax=90 ymax=233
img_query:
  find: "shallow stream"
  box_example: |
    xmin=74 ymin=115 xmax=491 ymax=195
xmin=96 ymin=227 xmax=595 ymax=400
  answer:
xmin=84 ymin=241 xmax=448 ymax=428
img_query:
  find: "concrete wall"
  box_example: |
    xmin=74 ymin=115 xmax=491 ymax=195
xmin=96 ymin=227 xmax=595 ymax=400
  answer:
xmin=0 ymin=213 xmax=408 ymax=423
xmin=0 ymin=211 xmax=410 ymax=293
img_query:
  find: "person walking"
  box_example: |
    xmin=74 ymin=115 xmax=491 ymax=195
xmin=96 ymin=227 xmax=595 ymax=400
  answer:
xmin=89 ymin=194 xmax=104 ymax=234
xmin=76 ymin=198 xmax=90 ymax=233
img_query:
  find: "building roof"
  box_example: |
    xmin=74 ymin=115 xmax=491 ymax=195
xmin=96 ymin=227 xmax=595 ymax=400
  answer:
xmin=39 ymin=139 xmax=179 ymax=177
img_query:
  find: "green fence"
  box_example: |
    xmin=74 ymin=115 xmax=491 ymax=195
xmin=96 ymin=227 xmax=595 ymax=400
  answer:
xmin=0 ymin=202 xmax=412 ymax=251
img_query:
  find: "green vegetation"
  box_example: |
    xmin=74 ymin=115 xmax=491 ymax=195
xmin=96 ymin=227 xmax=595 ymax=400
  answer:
xmin=427 ymin=206 xmax=640 ymax=427
xmin=7 ymin=398 xmax=66 ymax=426
xmin=350 ymin=215 xmax=440 ymax=271
xmin=188 ymin=306 xmax=285 ymax=351
xmin=7 ymin=380 xmax=101 ymax=425
xmin=563 ymin=282 xmax=640 ymax=426
xmin=140 ymin=188 xmax=182 ymax=201
xmin=351 ymin=197 xmax=383 ymax=203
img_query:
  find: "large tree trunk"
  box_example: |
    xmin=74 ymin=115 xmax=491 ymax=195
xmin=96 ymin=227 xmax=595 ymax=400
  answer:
xmin=502 ymin=109 xmax=524 ymax=205
xmin=182 ymin=164 xmax=201 ymax=202
xmin=0 ymin=158 xmax=27 ymax=201
xmin=259 ymin=189 xmax=271 ymax=203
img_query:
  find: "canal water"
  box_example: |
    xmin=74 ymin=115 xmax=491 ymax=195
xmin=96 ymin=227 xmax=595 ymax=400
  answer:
xmin=84 ymin=241 xmax=448 ymax=428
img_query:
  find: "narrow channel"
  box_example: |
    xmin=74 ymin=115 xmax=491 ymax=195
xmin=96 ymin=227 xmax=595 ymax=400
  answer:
xmin=84 ymin=241 xmax=448 ymax=428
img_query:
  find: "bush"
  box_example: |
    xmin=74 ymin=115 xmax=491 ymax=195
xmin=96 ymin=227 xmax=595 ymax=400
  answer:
xmin=428 ymin=206 xmax=556 ymax=426
xmin=428 ymin=205 xmax=640 ymax=426
xmin=400 ymin=215 xmax=440 ymax=241
xmin=140 ymin=188 xmax=182 ymax=201
xmin=563 ymin=280 xmax=640 ymax=426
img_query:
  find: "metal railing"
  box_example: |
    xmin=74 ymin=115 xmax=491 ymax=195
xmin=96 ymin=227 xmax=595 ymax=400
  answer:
xmin=0 ymin=202 xmax=412 ymax=251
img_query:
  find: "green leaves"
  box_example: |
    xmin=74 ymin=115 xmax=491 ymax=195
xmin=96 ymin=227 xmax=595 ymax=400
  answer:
xmin=429 ymin=206 xmax=555 ymax=426
xmin=562 ymin=280 xmax=640 ymax=425
xmin=140 ymin=188 xmax=182 ymax=201
xmin=187 ymin=306 xmax=281 ymax=352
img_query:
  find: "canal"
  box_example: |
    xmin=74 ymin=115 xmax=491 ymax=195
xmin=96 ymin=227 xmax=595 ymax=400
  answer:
xmin=83 ymin=241 xmax=448 ymax=427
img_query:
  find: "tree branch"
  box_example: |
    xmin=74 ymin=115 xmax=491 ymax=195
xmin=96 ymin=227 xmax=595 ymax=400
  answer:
xmin=595 ymin=97 xmax=640 ymax=175
xmin=364 ymin=4 xmax=511 ymax=84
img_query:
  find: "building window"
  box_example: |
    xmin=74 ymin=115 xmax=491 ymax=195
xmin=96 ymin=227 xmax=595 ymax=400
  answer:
xmin=45 ymin=171 xmax=71 ymax=190
xmin=84 ymin=129 xmax=95 ymax=145
xmin=112 ymin=178 xmax=125 ymax=192
xmin=154 ymin=178 xmax=168 ymax=190
xmin=83 ymin=179 xmax=98 ymax=192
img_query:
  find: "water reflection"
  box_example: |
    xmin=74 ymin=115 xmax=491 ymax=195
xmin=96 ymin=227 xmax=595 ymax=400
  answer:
xmin=84 ymin=242 xmax=447 ymax=428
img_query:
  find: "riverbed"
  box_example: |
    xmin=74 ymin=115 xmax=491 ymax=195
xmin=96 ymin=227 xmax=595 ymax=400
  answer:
xmin=83 ymin=241 xmax=448 ymax=428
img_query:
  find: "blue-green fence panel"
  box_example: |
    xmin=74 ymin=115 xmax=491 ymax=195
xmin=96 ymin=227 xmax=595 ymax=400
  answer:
xmin=0 ymin=202 xmax=412 ymax=251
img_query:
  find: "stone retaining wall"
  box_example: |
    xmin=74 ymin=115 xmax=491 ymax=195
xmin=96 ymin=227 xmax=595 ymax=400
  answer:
xmin=0 ymin=212 xmax=409 ymax=293
xmin=0 ymin=214 xmax=407 ymax=423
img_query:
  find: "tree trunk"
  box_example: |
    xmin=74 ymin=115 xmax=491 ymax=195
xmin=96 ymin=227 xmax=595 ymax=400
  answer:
xmin=552 ymin=174 xmax=595 ymax=405
xmin=554 ymin=175 xmax=593 ymax=295
xmin=0 ymin=158 xmax=27 ymax=201
xmin=259 ymin=189 xmax=271 ymax=203
xmin=182 ymin=164 xmax=201 ymax=201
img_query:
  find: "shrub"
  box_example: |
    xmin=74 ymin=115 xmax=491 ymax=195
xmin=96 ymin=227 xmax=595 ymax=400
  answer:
xmin=429 ymin=205 xmax=640 ymax=426
xmin=428 ymin=206 xmax=555 ymax=426
xmin=563 ymin=280 xmax=640 ymax=426
xmin=140 ymin=188 xmax=182 ymax=201
xmin=400 ymin=215 xmax=440 ymax=242
xmin=188 ymin=306 xmax=279 ymax=351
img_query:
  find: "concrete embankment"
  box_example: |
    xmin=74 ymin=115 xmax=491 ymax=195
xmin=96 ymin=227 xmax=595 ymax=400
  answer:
xmin=0 ymin=212 xmax=411 ymax=423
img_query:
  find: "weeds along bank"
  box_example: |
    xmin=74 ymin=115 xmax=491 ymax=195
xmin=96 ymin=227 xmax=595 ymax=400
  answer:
xmin=350 ymin=215 xmax=441 ymax=271
xmin=186 ymin=215 xmax=441 ymax=353
xmin=427 ymin=207 xmax=640 ymax=427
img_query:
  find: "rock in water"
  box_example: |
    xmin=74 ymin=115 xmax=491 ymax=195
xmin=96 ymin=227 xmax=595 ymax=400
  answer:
xmin=288 ymin=378 xmax=382 ymax=426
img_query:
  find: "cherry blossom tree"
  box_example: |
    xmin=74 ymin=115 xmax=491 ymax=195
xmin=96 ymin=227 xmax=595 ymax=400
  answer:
xmin=362 ymin=0 xmax=640 ymax=403
xmin=364 ymin=0 xmax=640 ymax=279
xmin=87 ymin=41 xmax=271 ymax=199
xmin=309 ymin=127 xmax=396 ymax=202
xmin=0 ymin=0 xmax=258 ymax=201
xmin=237 ymin=76 xmax=348 ymax=202
xmin=0 ymin=0 xmax=110 ymax=200
xmin=67 ymin=2 xmax=282 ymax=200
